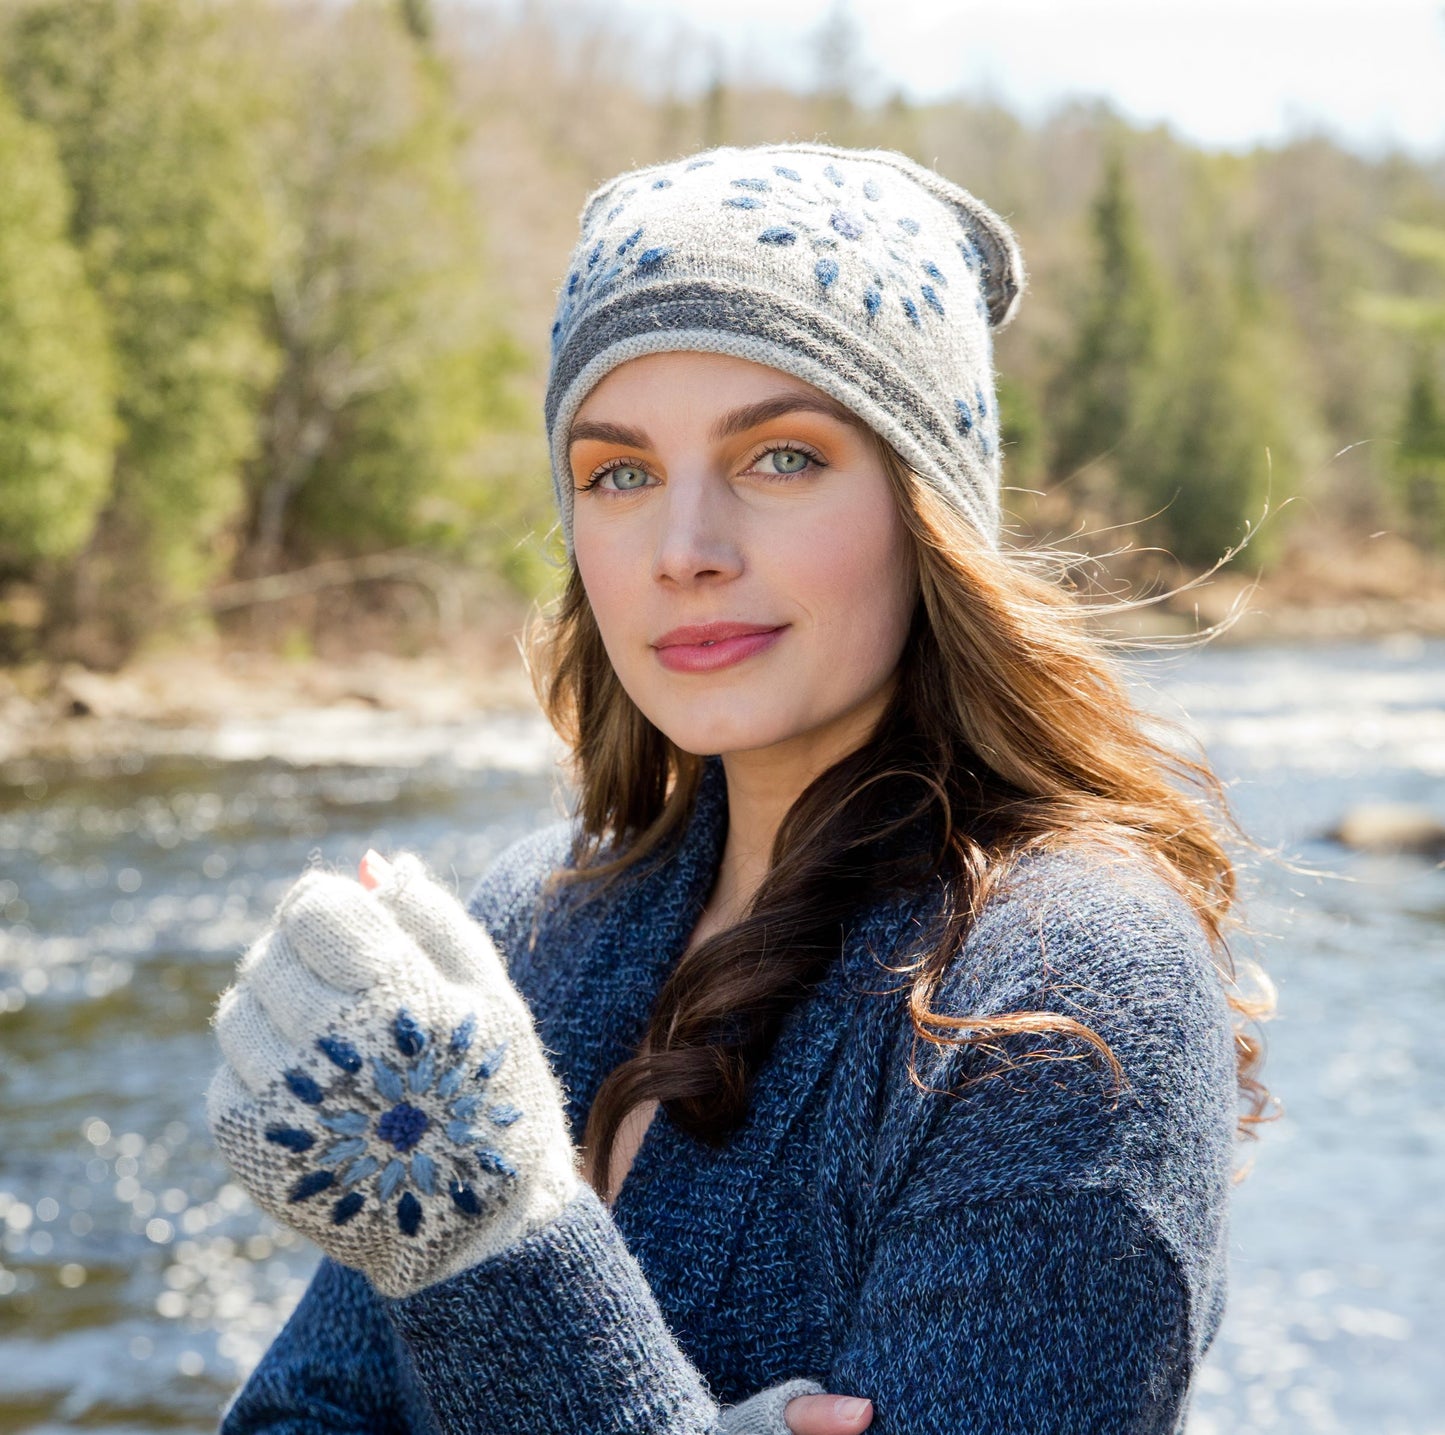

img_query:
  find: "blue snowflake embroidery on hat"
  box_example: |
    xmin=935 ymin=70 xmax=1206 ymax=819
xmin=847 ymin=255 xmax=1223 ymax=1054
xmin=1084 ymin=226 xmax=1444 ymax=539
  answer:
xmin=815 ymin=258 xmax=839 ymax=290
xmin=901 ymin=295 xmax=921 ymax=328
xmin=922 ymin=260 xmax=947 ymax=286
xmin=757 ymin=226 xmax=796 ymax=245
xmin=731 ymin=176 xmax=771 ymax=192
xmin=954 ymin=398 xmax=975 ymax=436
xmin=823 ymin=163 xmax=845 ymax=187
xmin=267 ymin=1007 xmax=522 ymax=1236
xmin=725 ymin=196 xmax=764 ymax=210
xmin=831 ymin=210 xmax=864 ymax=240
xmin=652 ymin=177 xmax=672 ymax=189
xmin=921 ymin=284 xmax=945 ymax=317
xmin=773 ymin=165 xmax=802 ymax=182
xmin=863 ymin=179 xmax=881 ymax=201
xmin=636 ymin=245 xmax=672 ymax=270
xmin=898 ymin=216 xmax=921 ymax=236
xmin=863 ymin=284 xmax=882 ymax=319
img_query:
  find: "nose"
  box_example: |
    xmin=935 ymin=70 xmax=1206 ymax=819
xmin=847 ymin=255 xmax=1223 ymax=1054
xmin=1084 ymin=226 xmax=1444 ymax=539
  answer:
xmin=650 ymin=469 xmax=744 ymax=586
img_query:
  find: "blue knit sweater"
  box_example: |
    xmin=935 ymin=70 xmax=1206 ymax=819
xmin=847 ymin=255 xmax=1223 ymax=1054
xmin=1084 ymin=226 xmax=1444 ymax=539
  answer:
xmin=220 ymin=753 xmax=1238 ymax=1434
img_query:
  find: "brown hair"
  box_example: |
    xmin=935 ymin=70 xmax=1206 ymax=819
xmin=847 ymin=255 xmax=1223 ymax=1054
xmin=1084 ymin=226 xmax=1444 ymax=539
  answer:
xmin=520 ymin=435 xmax=1278 ymax=1205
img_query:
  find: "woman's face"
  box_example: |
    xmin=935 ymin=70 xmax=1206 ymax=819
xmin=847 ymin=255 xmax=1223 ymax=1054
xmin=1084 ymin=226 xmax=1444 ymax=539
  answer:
xmin=568 ymin=350 xmax=918 ymax=764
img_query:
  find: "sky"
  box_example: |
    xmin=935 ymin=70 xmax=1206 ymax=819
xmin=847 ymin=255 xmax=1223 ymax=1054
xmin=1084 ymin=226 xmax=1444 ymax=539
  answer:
xmin=575 ymin=0 xmax=1445 ymax=161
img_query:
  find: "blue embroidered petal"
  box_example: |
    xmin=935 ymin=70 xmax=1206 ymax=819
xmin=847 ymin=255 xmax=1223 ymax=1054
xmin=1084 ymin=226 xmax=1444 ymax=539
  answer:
xmin=448 ymin=1014 xmax=476 ymax=1055
xmin=475 ymin=1146 xmax=518 ymax=1180
xmin=436 ymin=1065 xmax=466 ymax=1100
xmin=899 ymin=216 xmax=921 ymax=235
xmin=731 ymin=176 xmax=770 ymax=191
xmin=757 ymin=226 xmax=796 ymax=245
xmin=331 ymin=1192 xmax=365 ymax=1225
xmin=315 ymin=1035 xmax=362 ymax=1074
xmin=863 ymin=179 xmax=880 ymax=200
xmin=449 ymin=1181 xmax=483 ymax=1216
xmin=863 ymin=285 xmax=882 ymax=318
xmin=724 ymin=196 xmax=763 ymax=210
xmin=830 ymin=210 xmax=863 ymax=240
xmin=923 ymin=259 xmax=948 ymax=285
xmin=378 ymin=1158 xmax=408 ymax=1203
xmin=636 ymin=246 xmax=671 ymax=269
xmin=475 ymin=1040 xmax=510 ymax=1080
xmin=773 ymin=165 xmax=801 ymax=181
xmin=823 ymin=163 xmax=844 ymax=187
xmin=370 ymin=1056 xmax=405 ymax=1102
xmin=815 ymin=258 xmax=839 ymax=290
xmin=393 ymin=1009 xmax=427 ymax=1058
xmin=288 ymin=1170 xmax=335 ymax=1203
xmin=446 ymin=1120 xmax=477 ymax=1145
xmin=487 ymin=1103 xmax=523 ymax=1127
xmin=396 ymin=1192 xmax=423 ymax=1237
xmin=411 ymin=1152 xmax=439 ymax=1196
xmin=265 ymin=1126 xmax=315 ymax=1153
xmin=318 ymin=1137 xmax=368 ymax=1167
xmin=408 ymin=1050 xmax=436 ymax=1096
xmin=342 ymin=1154 xmax=380 ymax=1188
xmin=318 ymin=1110 xmax=369 ymax=1137
xmin=449 ymin=1093 xmax=480 ymax=1120
xmin=284 ymin=1069 xmax=326 ymax=1106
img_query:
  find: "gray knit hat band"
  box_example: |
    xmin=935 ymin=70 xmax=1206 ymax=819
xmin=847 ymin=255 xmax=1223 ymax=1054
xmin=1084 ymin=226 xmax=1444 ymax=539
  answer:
xmin=544 ymin=142 xmax=1026 ymax=559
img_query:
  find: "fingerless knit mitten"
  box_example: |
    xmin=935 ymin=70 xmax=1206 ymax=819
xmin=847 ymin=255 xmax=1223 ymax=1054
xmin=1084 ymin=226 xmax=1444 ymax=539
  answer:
xmin=206 ymin=853 xmax=581 ymax=1298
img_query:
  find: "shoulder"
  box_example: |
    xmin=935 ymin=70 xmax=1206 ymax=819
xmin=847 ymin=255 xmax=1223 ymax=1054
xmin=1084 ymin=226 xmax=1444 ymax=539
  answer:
xmin=865 ymin=835 xmax=1239 ymax=1237
xmin=464 ymin=817 xmax=580 ymax=968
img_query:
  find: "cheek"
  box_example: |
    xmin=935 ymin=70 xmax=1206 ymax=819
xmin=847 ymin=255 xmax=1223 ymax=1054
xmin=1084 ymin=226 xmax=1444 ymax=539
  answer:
xmin=786 ymin=496 xmax=914 ymax=663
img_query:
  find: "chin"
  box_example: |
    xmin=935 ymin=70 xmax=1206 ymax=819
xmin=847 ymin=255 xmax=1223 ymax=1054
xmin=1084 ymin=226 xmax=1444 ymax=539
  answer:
xmin=647 ymin=707 xmax=801 ymax=760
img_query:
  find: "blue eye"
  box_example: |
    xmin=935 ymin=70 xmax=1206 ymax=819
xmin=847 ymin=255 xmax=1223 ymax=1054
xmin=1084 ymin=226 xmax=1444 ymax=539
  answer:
xmin=763 ymin=448 xmax=809 ymax=473
xmin=599 ymin=463 xmax=651 ymax=491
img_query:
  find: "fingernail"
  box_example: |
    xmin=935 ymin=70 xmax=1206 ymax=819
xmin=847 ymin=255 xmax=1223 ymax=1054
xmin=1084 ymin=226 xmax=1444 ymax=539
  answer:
xmin=834 ymin=1397 xmax=870 ymax=1421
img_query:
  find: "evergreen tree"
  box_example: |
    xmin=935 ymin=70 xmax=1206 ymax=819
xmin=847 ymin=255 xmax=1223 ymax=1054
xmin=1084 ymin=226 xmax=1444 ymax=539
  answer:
xmin=3 ymin=0 xmax=276 ymax=659
xmin=1393 ymin=351 xmax=1445 ymax=544
xmin=1047 ymin=143 xmax=1166 ymax=492
xmin=0 ymin=80 xmax=115 ymax=575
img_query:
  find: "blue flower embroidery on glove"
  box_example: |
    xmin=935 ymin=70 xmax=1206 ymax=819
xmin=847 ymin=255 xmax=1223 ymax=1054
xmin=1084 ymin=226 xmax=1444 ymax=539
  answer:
xmin=264 ymin=1007 xmax=523 ymax=1238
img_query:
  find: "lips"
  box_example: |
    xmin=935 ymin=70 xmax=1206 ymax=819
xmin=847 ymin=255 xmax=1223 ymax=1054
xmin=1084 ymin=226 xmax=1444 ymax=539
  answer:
xmin=651 ymin=621 xmax=785 ymax=649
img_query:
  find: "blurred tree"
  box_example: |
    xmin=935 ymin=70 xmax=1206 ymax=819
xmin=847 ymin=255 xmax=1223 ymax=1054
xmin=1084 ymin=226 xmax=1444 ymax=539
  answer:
xmin=2 ymin=0 xmax=277 ymax=661
xmin=1392 ymin=351 xmax=1445 ymax=544
xmin=1046 ymin=143 xmax=1167 ymax=506
xmin=236 ymin=0 xmax=530 ymax=578
xmin=811 ymin=0 xmax=867 ymax=146
xmin=1125 ymin=226 xmax=1299 ymax=569
xmin=0 ymin=80 xmax=115 ymax=575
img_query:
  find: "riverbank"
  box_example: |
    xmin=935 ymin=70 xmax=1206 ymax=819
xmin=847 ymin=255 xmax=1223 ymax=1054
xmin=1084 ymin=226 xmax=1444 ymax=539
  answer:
xmin=3 ymin=531 xmax=1444 ymax=768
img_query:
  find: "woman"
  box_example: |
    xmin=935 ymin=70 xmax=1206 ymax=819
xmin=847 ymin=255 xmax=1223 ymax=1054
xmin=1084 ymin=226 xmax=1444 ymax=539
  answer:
xmin=207 ymin=142 xmax=1274 ymax=1434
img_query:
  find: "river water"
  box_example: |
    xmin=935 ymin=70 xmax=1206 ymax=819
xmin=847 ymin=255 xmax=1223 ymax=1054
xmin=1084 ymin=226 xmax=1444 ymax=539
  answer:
xmin=1 ymin=637 xmax=1441 ymax=1433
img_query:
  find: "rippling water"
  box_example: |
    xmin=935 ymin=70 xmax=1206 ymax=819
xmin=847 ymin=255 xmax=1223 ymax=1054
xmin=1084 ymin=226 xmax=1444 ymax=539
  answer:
xmin=1 ymin=638 xmax=1441 ymax=1433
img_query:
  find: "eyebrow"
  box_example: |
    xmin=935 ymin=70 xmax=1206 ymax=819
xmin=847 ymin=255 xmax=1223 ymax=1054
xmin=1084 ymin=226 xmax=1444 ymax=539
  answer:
xmin=566 ymin=392 xmax=867 ymax=450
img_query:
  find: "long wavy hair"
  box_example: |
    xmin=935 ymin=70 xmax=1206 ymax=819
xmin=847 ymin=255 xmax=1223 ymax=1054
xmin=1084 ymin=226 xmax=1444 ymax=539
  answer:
xmin=518 ymin=431 xmax=1278 ymax=1206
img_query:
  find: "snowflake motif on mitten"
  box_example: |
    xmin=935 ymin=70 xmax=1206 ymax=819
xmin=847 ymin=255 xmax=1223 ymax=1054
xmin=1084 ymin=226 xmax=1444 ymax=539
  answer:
xmin=262 ymin=1006 xmax=523 ymax=1239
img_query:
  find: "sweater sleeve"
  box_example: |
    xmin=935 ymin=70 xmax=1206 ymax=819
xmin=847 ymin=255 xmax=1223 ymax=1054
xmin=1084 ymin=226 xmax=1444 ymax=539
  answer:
xmin=381 ymin=1175 xmax=1195 ymax=1435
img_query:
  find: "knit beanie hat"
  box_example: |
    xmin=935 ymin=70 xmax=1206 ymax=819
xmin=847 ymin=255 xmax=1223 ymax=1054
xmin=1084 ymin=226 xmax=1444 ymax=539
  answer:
xmin=543 ymin=141 xmax=1026 ymax=560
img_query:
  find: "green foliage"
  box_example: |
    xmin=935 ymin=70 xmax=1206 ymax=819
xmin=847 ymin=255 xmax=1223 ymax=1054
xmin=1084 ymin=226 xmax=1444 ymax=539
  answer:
xmin=1392 ymin=352 xmax=1445 ymax=543
xmin=0 ymin=80 xmax=115 ymax=570
xmin=3 ymin=0 xmax=277 ymax=643
xmin=238 ymin=0 xmax=528 ymax=577
xmin=1047 ymin=144 xmax=1166 ymax=485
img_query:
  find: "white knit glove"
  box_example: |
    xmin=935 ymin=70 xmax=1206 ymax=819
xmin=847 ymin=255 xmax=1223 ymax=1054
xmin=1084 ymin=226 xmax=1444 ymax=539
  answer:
xmin=205 ymin=851 xmax=581 ymax=1299
xmin=718 ymin=1378 xmax=829 ymax=1434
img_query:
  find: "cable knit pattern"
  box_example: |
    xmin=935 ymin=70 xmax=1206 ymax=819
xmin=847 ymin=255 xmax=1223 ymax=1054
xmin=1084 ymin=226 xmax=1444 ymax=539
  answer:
xmin=219 ymin=753 xmax=1238 ymax=1434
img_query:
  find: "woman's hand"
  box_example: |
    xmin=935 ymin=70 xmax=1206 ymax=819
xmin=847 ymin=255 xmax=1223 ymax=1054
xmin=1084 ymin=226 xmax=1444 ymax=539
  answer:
xmin=205 ymin=848 xmax=581 ymax=1299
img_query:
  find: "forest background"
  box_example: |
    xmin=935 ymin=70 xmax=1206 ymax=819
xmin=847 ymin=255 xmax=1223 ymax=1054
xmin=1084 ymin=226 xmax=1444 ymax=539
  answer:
xmin=1 ymin=0 xmax=1444 ymax=711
